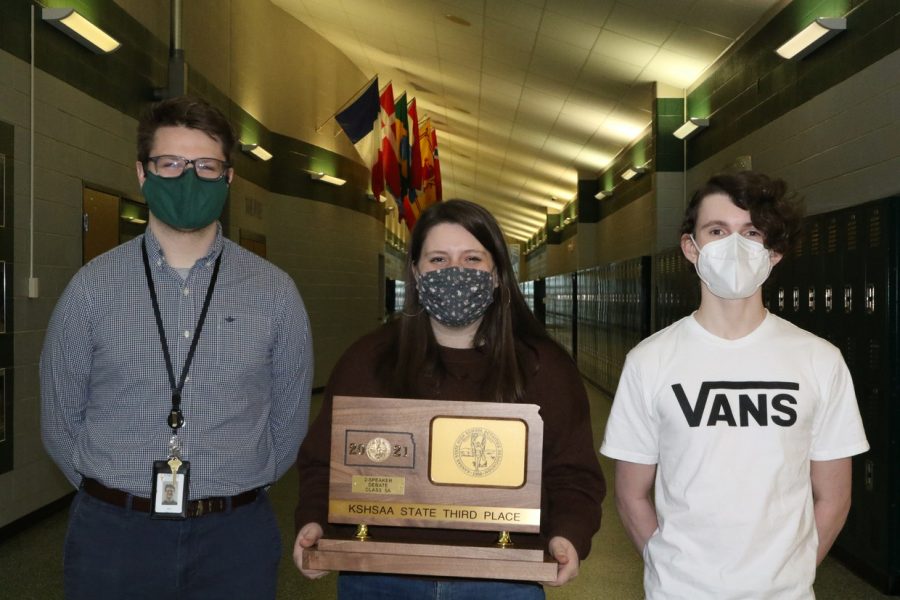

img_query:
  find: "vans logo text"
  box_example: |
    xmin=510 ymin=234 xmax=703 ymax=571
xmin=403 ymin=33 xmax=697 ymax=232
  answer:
xmin=672 ymin=381 xmax=800 ymax=428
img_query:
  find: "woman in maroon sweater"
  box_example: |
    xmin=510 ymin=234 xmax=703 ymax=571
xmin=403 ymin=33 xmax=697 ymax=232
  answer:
xmin=293 ymin=199 xmax=605 ymax=599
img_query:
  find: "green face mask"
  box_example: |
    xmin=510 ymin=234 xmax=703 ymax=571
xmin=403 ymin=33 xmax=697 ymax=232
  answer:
xmin=142 ymin=171 xmax=229 ymax=230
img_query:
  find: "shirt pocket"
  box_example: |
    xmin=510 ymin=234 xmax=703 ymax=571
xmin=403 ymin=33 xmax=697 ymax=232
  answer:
xmin=215 ymin=312 xmax=272 ymax=369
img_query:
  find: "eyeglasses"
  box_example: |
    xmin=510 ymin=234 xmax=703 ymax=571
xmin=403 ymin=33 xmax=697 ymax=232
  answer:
xmin=146 ymin=155 xmax=231 ymax=181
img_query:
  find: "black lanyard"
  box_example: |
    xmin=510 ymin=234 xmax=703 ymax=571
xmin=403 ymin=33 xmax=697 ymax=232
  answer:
xmin=141 ymin=237 xmax=222 ymax=435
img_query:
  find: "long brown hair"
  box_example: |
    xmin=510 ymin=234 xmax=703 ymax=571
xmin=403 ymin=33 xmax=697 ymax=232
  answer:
xmin=379 ymin=199 xmax=553 ymax=403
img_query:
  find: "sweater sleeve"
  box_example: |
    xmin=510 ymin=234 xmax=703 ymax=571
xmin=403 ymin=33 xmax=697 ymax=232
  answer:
xmin=535 ymin=345 xmax=607 ymax=560
xmin=294 ymin=328 xmax=386 ymax=532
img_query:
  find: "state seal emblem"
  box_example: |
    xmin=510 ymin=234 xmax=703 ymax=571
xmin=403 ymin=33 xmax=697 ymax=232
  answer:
xmin=365 ymin=437 xmax=391 ymax=463
xmin=453 ymin=427 xmax=503 ymax=477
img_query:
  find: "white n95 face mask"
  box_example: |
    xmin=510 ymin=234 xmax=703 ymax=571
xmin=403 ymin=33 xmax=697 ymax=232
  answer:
xmin=692 ymin=233 xmax=773 ymax=300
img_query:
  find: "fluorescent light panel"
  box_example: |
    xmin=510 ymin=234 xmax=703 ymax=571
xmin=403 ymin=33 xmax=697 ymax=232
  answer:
xmin=594 ymin=190 xmax=612 ymax=200
xmin=621 ymin=166 xmax=647 ymax=181
xmin=42 ymin=8 xmax=121 ymax=54
xmin=673 ymin=117 xmax=709 ymax=140
xmin=776 ymin=18 xmax=846 ymax=60
xmin=311 ymin=172 xmax=346 ymax=186
xmin=241 ymin=143 xmax=273 ymax=161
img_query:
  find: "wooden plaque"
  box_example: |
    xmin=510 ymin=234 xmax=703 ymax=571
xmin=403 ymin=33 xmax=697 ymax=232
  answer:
xmin=303 ymin=396 xmax=557 ymax=582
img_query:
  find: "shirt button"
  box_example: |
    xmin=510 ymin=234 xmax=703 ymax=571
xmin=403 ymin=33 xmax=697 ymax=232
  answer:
xmin=183 ymin=330 xmax=191 ymax=338
xmin=183 ymin=288 xmax=190 ymax=296
xmin=156 ymin=259 xmax=162 ymax=267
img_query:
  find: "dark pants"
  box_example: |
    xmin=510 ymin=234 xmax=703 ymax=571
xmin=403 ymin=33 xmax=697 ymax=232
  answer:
xmin=337 ymin=573 xmax=546 ymax=599
xmin=63 ymin=488 xmax=282 ymax=600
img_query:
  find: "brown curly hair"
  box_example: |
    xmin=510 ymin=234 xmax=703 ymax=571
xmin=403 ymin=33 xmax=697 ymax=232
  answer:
xmin=680 ymin=171 xmax=803 ymax=255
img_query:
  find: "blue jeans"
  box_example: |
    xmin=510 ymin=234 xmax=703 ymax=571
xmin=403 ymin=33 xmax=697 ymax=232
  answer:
xmin=63 ymin=488 xmax=281 ymax=600
xmin=338 ymin=573 xmax=546 ymax=599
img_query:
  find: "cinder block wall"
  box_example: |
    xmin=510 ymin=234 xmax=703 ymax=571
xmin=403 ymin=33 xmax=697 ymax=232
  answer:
xmin=688 ymin=49 xmax=900 ymax=213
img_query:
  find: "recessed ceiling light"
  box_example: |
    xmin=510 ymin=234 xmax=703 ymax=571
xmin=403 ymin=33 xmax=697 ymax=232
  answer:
xmin=445 ymin=14 xmax=471 ymax=27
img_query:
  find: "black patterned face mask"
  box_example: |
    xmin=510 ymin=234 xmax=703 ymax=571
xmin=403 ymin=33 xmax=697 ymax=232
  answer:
xmin=416 ymin=266 xmax=495 ymax=328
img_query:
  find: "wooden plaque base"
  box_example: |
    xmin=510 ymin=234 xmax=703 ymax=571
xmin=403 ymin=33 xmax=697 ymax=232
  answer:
xmin=303 ymin=536 xmax=557 ymax=582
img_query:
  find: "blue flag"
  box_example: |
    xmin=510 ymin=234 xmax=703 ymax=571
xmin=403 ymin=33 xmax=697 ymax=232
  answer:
xmin=335 ymin=77 xmax=380 ymax=144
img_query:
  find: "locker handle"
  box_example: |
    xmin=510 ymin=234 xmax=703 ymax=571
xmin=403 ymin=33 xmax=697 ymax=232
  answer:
xmin=843 ymin=285 xmax=852 ymax=314
xmin=807 ymin=287 xmax=815 ymax=312
xmin=792 ymin=287 xmax=800 ymax=312
xmin=865 ymin=284 xmax=875 ymax=314
xmin=824 ymin=287 xmax=833 ymax=313
xmin=778 ymin=288 xmax=785 ymax=312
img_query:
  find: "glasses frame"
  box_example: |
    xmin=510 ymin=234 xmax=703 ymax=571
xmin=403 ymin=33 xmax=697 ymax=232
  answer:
xmin=145 ymin=155 xmax=232 ymax=182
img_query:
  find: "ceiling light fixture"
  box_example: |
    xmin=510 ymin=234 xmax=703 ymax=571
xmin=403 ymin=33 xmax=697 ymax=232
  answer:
xmin=622 ymin=166 xmax=647 ymax=181
xmin=310 ymin=172 xmax=346 ymax=186
xmin=42 ymin=8 xmax=121 ymax=54
xmin=673 ymin=117 xmax=709 ymax=140
xmin=776 ymin=18 xmax=846 ymax=60
xmin=241 ymin=143 xmax=273 ymax=161
xmin=594 ymin=190 xmax=613 ymax=200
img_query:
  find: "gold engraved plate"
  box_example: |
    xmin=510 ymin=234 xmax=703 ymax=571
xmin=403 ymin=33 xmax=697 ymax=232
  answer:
xmin=329 ymin=499 xmax=541 ymax=526
xmin=430 ymin=417 xmax=527 ymax=487
xmin=352 ymin=475 xmax=406 ymax=495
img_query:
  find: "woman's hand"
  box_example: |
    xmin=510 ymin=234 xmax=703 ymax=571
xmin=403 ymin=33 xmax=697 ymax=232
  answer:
xmin=543 ymin=536 xmax=580 ymax=586
xmin=292 ymin=522 xmax=330 ymax=579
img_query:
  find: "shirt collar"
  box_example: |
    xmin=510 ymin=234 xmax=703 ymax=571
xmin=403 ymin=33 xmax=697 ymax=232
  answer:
xmin=143 ymin=222 xmax=225 ymax=270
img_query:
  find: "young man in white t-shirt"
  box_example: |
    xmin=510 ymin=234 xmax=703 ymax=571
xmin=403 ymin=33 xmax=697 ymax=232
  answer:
xmin=600 ymin=171 xmax=869 ymax=599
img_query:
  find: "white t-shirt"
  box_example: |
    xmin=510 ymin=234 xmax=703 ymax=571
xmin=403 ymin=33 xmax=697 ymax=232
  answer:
xmin=600 ymin=312 xmax=869 ymax=600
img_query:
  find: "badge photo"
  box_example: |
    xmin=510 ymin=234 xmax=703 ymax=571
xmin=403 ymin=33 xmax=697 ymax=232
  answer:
xmin=151 ymin=459 xmax=190 ymax=519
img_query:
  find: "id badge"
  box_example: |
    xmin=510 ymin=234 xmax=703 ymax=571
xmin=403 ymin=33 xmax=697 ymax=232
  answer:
xmin=151 ymin=459 xmax=191 ymax=520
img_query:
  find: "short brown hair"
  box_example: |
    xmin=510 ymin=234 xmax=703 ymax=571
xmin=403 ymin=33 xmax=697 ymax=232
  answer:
xmin=680 ymin=171 xmax=803 ymax=255
xmin=136 ymin=96 xmax=235 ymax=163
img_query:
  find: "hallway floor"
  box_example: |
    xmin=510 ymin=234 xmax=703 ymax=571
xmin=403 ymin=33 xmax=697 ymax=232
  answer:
xmin=0 ymin=385 xmax=891 ymax=599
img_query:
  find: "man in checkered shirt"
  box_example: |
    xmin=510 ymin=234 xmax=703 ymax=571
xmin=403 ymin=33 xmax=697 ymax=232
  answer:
xmin=41 ymin=96 xmax=312 ymax=600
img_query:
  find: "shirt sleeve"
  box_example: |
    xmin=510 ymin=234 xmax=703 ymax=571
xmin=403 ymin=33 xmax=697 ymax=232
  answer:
xmin=269 ymin=277 xmax=313 ymax=480
xmin=294 ymin=366 xmax=340 ymax=532
xmin=40 ymin=271 xmax=93 ymax=488
xmin=538 ymin=348 xmax=607 ymax=560
xmin=809 ymin=350 xmax=869 ymax=461
xmin=600 ymin=353 xmax=659 ymax=464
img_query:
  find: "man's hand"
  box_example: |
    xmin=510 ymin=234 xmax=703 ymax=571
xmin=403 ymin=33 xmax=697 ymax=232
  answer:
xmin=292 ymin=522 xmax=330 ymax=580
xmin=543 ymin=536 xmax=580 ymax=587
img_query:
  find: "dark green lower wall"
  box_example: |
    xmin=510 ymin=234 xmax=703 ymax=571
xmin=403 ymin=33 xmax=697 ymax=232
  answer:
xmin=0 ymin=120 xmax=15 ymax=475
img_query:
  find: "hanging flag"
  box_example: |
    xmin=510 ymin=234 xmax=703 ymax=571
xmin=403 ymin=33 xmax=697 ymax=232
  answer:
xmin=394 ymin=93 xmax=416 ymax=228
xmin=419 ymin=118 xmax=442 ymax=210
xmin=333 ymin=76 xmax=380 ymax=197
xmin=408 ymin=98 xmax=424 ymax=220
xmin=431 ymin=122 xmax=442 ymax=204
xmin=378 ymin=83 xmax=402 ymax=211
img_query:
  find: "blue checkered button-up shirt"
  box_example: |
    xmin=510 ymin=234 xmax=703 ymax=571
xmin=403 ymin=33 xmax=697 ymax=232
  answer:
xmin=40 ymin=225 xmax=313 ymax=499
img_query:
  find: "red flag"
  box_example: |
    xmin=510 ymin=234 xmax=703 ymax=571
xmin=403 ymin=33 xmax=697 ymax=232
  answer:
xmin=377 ymin=83 xmax=401 ymax=208
xmin=431 ymin=123 xmax=442 ymax=203
xmin=419 ymin=118 xmax=442 ymax=209
xmin=409 ymin=99 xmax=424 ymax=211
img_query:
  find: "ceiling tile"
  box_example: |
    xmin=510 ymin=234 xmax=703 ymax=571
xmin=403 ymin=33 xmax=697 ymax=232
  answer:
xmin=604 ymin=3 xmax=679 ymax=46
xmin=663 ymin=24 xmax=733 ymax=61
xmin=538 ymin=11 xmax=602 ymax=50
